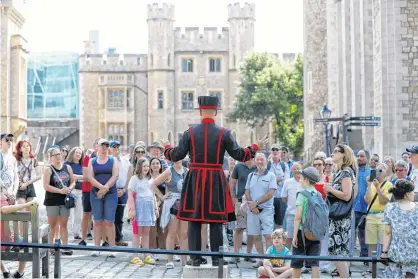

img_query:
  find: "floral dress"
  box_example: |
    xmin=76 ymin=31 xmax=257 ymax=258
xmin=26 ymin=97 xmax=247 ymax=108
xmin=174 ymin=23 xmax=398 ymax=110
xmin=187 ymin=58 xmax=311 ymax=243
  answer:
xmin=328 ymin=167 xmax=355 ymax=256
xmin=382 ymin=203 xmax=418 ymax=278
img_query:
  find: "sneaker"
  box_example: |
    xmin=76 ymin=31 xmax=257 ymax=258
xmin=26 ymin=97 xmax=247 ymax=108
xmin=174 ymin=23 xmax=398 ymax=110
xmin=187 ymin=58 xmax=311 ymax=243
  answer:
xmin=74 ymin=235 xmax=82 ymax=240
xmin=86 ymin=233 xmax=93 ymax=240
xmin=116 ymin=241 xmax=128 ymax=246
xmin=173 ymin=255 xmax=181 ymax=262
xmin=252 ymin=261 xmax=263 ymax=268
xmin=61 ymin=249 xmax=73 ymax=256
xmin=229 ymin=257 xmax=240 ymax=264
xmin=91 ymin=251 xmax=100 ymax=257
xmin=3 ymin=271 xmax=11 ymax=278
xmin=78 ymin=240 xmax=87 ymax=246
xmin=153 ymin=254 xmax=159 ymax=261
xmin=301 ymin=267 xmax=311 ymax=274
xmin=244 ymin=257 xmax=256 ymax=263
xmin=143 ymin=255 xmax=156 ymax=265
xmin=12 ymin=272 xmax=24 ymax=279
xmin=102 ymin=241 xmax=109 ymax=247
xmin=108 ymin=252 xmax=116 ymax=258
xmin=166 ymin=262 xmax=175 ymax=269
xmin=320 ymin=268 xmax=331 ymax=274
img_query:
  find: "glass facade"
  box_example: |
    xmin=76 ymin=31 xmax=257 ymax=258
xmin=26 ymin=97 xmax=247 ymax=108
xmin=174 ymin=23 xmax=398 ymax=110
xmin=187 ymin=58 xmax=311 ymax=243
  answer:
xmin=27 ymin=52 xmax=79 ymax=119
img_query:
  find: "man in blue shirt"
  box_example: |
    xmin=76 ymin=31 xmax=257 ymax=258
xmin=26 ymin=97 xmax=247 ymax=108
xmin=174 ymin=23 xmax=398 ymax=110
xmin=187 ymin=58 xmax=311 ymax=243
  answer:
xmin=354 ymin=150 xmax=370 ymax=258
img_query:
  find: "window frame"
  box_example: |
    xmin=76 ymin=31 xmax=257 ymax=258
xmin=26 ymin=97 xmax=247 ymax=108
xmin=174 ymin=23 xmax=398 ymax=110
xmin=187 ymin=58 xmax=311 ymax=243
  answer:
xmin=107 ymin=88 xmax=125 ymax=109
xmin=181 ymin=58 xmax=194 ymax=73
xmin=157 ymin=90 xmax=164 ymax=110
xmin=181 ymin=91 xmax=194 ymax=110
xmin=208 ymin=90 xmax=222 ymax=109
xmin=209 ymin=58 xmax=222 ymax=73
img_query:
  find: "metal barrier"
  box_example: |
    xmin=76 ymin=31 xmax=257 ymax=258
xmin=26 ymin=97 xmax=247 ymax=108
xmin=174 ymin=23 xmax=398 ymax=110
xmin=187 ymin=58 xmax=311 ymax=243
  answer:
xmin=2 ymin=240 xmax=385 ymax=278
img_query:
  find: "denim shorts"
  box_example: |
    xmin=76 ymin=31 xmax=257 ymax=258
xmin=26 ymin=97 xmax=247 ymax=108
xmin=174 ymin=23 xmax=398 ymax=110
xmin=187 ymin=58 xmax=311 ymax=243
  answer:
xmin=90 ymin=190 xmax=118 ymax=222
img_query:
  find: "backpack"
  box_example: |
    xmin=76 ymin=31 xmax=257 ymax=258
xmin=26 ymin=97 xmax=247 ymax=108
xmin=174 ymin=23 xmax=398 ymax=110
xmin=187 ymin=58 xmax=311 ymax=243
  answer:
xmin=297 ymin=190 xmax=329 ymax=244
xmin=267 ymin=161 xmax=286 ymax=173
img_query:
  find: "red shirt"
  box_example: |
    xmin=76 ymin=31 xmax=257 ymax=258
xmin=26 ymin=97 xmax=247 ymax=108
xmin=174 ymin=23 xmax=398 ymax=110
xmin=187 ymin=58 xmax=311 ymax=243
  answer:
xmin=314 ymin=183 xmax=327 ymax=200
xmin=82 ymin=155 xmax=92 ymax=192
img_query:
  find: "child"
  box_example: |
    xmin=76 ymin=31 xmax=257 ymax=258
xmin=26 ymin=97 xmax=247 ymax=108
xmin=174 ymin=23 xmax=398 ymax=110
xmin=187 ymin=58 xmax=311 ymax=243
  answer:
xmin=258 ymin=229 xmax=293 ymax=279
xmin=291 ymin=167 xmax=321 ymax=279
xmin=128 ymin=158 xmax=159 ymax=266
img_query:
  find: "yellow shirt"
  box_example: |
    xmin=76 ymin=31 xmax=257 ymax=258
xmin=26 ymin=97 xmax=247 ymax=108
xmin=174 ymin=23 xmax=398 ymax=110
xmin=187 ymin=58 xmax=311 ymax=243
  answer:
xmin=369 ymin=180 xmax=392 ymax=212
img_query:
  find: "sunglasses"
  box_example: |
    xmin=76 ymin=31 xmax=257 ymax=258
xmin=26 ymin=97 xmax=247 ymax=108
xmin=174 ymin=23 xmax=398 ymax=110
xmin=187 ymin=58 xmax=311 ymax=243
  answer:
xmin=313 ymin=163 xmax=323 ymax=167
xmin=271 ymin=148 xmax=279 ymax=151
xmin=371 ymin=158 xmax=379 ymax=162
xmin=2 ymin=138 xmax=12 ymax=142
xmin=136 ymin=150 xmax=146 ymax=154
xmin=333 ymin=149 xmax=343 ymax=154
xmin=51 ymin=153 xmax=61 ymax=157
xmin=325 ymin=163 xmax=333 ymax=166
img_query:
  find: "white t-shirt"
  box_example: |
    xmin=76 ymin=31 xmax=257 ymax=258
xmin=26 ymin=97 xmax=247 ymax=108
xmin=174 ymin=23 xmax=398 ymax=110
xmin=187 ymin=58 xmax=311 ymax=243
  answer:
xmin=116 ymin=156 xmax=130 ymax=189
xmin=411 ymin=168 xmax=418 ymax=192
xmin=280 ymin=178 xmax=302 ymax=216
xmin=128 ymin=176 xmax=153 ymax=198
xmin=0 ymin=152 xmax=17 ymax=194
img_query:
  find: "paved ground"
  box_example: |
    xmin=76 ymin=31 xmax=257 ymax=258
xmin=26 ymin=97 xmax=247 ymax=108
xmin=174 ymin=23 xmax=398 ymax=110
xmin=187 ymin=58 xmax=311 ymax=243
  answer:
xmin=3 ymin=181 xmax=378 ymax=278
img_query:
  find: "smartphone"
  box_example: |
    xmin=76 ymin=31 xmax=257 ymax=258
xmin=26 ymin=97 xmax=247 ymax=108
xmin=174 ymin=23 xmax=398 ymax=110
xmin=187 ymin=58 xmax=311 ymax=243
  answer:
xmin=370 ymin=169 xmax=377 ymax=181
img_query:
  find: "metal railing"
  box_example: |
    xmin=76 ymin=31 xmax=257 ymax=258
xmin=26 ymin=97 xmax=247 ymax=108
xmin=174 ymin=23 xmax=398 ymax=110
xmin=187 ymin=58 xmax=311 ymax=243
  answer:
xmin=1 ymin=240 xmax=385 ymax=278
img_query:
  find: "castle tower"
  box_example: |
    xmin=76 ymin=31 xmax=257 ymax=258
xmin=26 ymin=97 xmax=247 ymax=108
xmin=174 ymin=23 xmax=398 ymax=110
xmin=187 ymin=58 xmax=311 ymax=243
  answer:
xmin=147 ymin=3 xmax=175 ymax=144
xmin=227 ymin=2 xmax=256 ymax=145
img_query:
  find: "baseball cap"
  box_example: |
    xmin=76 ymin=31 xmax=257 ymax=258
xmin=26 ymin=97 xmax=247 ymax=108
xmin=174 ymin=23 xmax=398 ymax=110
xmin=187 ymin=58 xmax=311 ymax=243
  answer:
xmin=298 ymin=167 xmax=320 ymax=184
xmin=97 ymin=139 xmax=109 ymax=146
xmin=109 ymin=140 xmax=120 ymax=148
xmin=134 ymin=145 xmax=146 ymax=153
xmin=280 ymin=146 xmax=289 ymax=152
xmin=271 ymin=144 xmax=280 ymax=150
xmin=0 ymin=133 xmax=13 ymax=139
xmin=406 ymin=145 xmax=418 ymax=154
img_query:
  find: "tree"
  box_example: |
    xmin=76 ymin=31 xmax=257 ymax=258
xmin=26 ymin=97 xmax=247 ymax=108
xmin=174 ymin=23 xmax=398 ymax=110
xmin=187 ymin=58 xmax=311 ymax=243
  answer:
xmin=228 ymin=53 xmax=304 ymax=157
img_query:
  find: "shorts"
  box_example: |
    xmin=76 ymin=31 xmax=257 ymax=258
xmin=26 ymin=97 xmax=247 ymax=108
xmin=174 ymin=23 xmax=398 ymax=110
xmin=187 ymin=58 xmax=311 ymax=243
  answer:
xmin=234 ymin=202 xmax=247 ymax=229
xmin=291 ymin=230 xmax=320 ymax=269
xmin=82 ymin=192 xmax=92 ymax=213
xmin=46 ymin=205 xmax=71 ymax=217
xmin=247 ymin=207 xmax=275 ymax=236
xmin=90 ymin=190 xmax=118 ymax=222
xmin=16 ymin=184 xmax=36 ymax=199
xmin=274 ymin=197 xmax=287 ymax=226
xmin=365 ymin=213 xmax=384 ymax=244
xmin=286 ymin=215 xmax=295 ymax=237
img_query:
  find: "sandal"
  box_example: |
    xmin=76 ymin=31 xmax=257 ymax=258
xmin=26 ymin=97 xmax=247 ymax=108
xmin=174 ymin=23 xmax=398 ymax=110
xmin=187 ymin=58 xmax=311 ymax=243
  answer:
xmin=131 ymin=257 xmax=144 ymax=266
xmin=331 ymin=268 xmax=352 ymax=277
xmin=143 ymin=255 xmax=156 ymax=265
xmin=166 ymin=262 xmax=175 ymax=269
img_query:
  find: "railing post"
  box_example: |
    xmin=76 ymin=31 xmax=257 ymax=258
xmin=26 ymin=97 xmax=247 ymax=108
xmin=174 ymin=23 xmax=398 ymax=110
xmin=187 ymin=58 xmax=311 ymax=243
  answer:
xmin=371 ymin=251 xmax=377 ymax=279
xmin=218 ymin=246 xmax=224 ymax=278
xmin=54 ymin=238 xmax=61 ymax=279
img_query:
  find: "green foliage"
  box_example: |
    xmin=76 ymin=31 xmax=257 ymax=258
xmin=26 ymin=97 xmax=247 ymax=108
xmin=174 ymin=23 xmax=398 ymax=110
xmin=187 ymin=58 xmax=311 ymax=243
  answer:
xmin=228 ymin=53 xmax=304 ymax=156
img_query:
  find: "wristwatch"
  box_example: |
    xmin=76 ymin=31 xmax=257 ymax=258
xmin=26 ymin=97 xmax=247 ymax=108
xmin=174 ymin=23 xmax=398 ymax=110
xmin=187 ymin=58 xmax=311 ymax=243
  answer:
xmin=255 ymin=200 xmax=260 ymax=206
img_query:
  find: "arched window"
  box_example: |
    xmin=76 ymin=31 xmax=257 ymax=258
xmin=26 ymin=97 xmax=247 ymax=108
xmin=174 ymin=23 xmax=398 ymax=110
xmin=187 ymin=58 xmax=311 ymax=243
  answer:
xmin=168 ymin=53 xmax=171 ymax=67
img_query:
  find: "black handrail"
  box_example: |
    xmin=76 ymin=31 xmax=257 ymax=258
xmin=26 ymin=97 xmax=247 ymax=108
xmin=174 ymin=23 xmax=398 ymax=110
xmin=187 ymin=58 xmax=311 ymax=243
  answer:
xmin=1 ymin=241 xmax=383 ymax=278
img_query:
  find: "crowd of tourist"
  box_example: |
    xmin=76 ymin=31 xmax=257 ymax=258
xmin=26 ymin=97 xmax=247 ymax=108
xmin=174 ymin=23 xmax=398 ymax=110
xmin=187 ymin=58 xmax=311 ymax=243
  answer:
xmin=1 ymin=130 xmax=418 ymax=278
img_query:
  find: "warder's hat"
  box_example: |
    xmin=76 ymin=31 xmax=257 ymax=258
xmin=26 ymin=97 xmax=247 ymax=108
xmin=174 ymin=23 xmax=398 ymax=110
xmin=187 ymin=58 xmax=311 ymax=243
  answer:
xmin=197 ymin=96 xmax=220 ymax=110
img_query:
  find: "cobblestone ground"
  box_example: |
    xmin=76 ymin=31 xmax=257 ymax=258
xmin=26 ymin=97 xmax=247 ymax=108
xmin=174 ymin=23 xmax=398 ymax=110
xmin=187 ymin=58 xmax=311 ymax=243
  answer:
xmin=3 ymin=181 xmax=377 ymax=278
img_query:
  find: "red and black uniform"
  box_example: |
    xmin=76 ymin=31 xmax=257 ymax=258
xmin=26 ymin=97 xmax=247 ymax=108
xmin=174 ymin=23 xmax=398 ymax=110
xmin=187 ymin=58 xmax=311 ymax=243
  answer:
xmin=164 ymin=96 xmax=258 ymax=265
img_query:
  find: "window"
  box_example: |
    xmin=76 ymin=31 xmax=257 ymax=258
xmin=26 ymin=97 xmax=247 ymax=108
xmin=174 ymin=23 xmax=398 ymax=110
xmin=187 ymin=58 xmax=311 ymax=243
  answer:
xmin=108 ymin=124 xmax=124 ymax=145
xmin=209 ymin=91 xmax=222 ymax=108
xmin=126 ymin=88 xmax=132 ymax=109
xmin=158 ymin=90 xmax=164 ymax=109
xmin=209 ymin=58 xmax=221 ymax=72
xmin=128 ymin=75 xmax=132 ymax=81
xmin=107 ymin=89 xmax=124 ymax=108
xmin=182 ymin=58 xmax=194 ymax=72
xmin=181 ymin=91 xmax=194 ymax=110
xmin=136 ymin=57 xmax=141 ymax=65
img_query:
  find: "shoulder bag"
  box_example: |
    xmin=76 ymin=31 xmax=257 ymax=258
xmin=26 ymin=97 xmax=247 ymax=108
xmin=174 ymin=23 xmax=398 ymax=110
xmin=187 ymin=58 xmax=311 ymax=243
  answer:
xmin=50 ymin=165 xmax=76 ymax=209
xmin=327 ymin=170 xmax=354 ymax=220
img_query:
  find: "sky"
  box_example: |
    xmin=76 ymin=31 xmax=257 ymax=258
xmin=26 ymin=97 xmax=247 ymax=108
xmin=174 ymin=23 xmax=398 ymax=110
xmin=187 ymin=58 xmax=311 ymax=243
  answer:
xmin=23 ymin=0 xmax=303 ymax=54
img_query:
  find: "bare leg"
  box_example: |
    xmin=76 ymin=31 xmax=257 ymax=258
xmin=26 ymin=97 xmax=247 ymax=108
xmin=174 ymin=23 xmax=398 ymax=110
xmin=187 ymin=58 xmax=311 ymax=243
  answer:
xmin=105 ymin=221 xmax=116 ymax=246
xmin=16 ymin=198 xmax=27 ymax=235
xmin=93 ymin=221 xmax=104 ymax=247
xmin=253 ymin=235 xmax=264 ymax=254
xmin=81 ymin=212 xmax=91 ymax=240
xmin=179 ymin=220 xmax=188 ymax=264
xmin=47 ymin=217 xmax=58 ymax=245
xmin=57 ymin=216 xmax=69 ymax=244
xmin=292 ymin=268 xmax=301 ymax=279
xmin=166 ymin=218 xmax=179 ymax=262
xmin=278 ymin=269 xmax=293 ymax=278
xmin=140 ymin=226 xmax=151 ymax=258
xmin=233 ymin=228 xmax=244 ymax=253
xmin=334 ymin=262 xmax=348 ymax=278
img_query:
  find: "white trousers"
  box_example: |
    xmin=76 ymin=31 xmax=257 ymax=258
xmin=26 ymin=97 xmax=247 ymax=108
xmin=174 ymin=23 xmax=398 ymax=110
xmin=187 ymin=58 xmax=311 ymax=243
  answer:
xmin=69 ymin=189 xmax=83 ymax=237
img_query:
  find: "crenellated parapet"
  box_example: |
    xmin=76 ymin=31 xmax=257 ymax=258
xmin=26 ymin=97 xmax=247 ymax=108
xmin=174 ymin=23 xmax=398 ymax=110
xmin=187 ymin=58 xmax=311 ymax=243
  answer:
xmin=147 ymin=2 xmax=174 ymax=20
xmin=174 ymin=27 xmax=229 ymax=52
xmin=228 ymin=2 xmax=255 ymax=20
xmin=79 ymin=54 xmax=148 ymax=72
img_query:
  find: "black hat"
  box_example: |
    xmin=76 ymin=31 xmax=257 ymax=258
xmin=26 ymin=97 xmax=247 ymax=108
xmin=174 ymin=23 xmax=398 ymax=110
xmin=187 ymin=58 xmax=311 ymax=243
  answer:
xmin=0 ymin=133 xmax=13 ymax=139
xmin=406 ymin=145 xmax=418 ymax=154
xmin=197 ymin=96 xmax=220 ymax=110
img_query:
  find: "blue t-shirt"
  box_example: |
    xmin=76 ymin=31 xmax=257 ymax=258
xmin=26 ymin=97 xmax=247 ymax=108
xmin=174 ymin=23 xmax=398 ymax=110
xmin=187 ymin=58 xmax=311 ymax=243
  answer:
xmin=266 ymin=245 xmax=291 ymax=267
xmin=65 ymin=161 xmax=83 ymax=190
xmin=354 ymin=167 xmax=371 ymax=213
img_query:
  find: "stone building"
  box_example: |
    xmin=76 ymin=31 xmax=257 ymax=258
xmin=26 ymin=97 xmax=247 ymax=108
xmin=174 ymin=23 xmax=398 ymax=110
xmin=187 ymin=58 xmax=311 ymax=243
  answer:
xmin=304 ymin=0 xmax=418 ymax=160
xmin=0 ymin=0 xmax=28 ymax=140
xmin=79 ymin=2 xmax=262 ymax=149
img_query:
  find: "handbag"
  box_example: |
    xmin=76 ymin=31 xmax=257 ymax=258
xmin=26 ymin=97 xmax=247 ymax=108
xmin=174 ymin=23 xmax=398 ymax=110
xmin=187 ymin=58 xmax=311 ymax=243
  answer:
xmin=50 ymin=165 xmax=75 ymax=209
xmin=357 ymin=181 xmax=387 ymax=230
xmin=327 ymin=188 xmax=354 ymax=221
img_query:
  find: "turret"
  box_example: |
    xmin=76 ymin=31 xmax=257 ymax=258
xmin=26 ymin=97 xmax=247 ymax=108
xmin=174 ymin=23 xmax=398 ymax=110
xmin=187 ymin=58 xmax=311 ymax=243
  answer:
xmin=227 ymin=2 xmax=255 ymax=70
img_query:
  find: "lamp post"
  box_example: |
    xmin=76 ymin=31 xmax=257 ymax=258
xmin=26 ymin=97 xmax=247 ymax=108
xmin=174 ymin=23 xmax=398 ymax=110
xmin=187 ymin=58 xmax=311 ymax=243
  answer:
xmin=320 ymin=105 xmax=332 ymax=157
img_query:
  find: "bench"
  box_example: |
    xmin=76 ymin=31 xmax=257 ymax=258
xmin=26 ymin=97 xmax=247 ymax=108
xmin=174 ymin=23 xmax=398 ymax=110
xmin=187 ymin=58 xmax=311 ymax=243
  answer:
xmin=1 ymin=204 xmax=50 ymax=278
